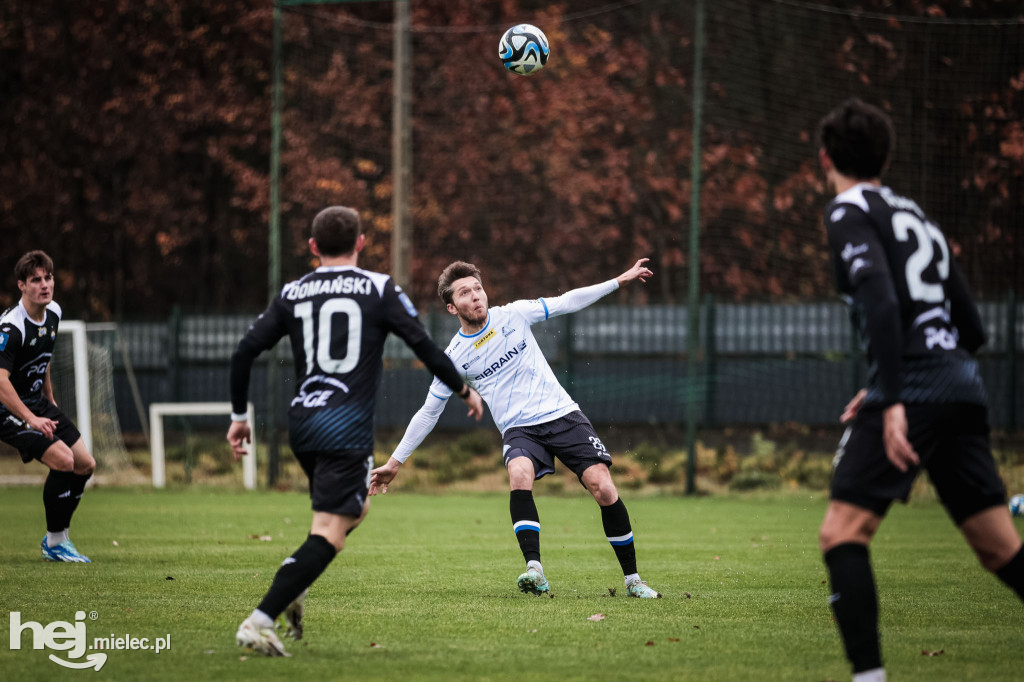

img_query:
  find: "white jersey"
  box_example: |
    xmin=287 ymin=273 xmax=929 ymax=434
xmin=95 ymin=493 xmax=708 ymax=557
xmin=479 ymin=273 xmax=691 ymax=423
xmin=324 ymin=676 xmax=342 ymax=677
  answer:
xmin=391 ymin=279 xmax=619 ymax=462
xmin=431 ymin=300 xmax=578 ymax=433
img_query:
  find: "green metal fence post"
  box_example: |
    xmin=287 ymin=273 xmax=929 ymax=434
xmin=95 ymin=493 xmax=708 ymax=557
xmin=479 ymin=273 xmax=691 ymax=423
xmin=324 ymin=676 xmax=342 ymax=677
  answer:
xmin=169 ymin=305 xmax=182 ymax=403
xmin=266 ymin=1 xmax=284 ymax=487
xmin=1007 ymin=291 xmax=1017 ymax=433
xmin=703 ymin=293 xmax=716 ymax=428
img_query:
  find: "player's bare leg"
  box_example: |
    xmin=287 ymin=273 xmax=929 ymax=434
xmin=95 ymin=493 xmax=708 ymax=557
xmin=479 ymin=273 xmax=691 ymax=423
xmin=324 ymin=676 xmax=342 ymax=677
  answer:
xmin=581 ymin=464 xmax=659 ymax=598
xmin=959 ymin=505 xmax=1024 ymax=600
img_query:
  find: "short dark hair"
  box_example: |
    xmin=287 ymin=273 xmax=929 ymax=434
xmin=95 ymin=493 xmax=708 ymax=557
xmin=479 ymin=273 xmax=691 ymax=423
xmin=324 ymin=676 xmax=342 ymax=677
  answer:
xmin=311 ymin=206 xmax=361 ymax=257
xmin=438 ymin=261 xmax=483 ymax=305
xmin=817 ymin=98 xmax=895 ymax=180
xmin=15 ymin=250 xmax=54 ymax=283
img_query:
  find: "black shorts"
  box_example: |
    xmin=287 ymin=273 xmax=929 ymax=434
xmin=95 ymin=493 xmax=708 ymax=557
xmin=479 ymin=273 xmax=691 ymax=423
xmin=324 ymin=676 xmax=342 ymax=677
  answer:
xmin=502 ymin=411 xmax=612 ymax=482
xmin=294 ymin=451 xmax=374 ymax=517
xmin=0 ymin=402 xmax=82 ymax=463
xmin=830 ymin=403 xmax=1006 ymax=524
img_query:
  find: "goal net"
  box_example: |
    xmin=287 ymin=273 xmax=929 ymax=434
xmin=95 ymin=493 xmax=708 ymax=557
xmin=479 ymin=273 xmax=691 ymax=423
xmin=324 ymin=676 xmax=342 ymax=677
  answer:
xmin=51 ymin=322 xmax=143 ymax=484
xmin=274 ymin=1 xmax=1022 ymax=435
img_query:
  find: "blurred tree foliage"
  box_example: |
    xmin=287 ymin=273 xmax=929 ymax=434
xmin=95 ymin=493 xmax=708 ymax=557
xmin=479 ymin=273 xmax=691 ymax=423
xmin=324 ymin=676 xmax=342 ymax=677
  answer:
xmin=0 ymin=0 xmax=1020 ymax=317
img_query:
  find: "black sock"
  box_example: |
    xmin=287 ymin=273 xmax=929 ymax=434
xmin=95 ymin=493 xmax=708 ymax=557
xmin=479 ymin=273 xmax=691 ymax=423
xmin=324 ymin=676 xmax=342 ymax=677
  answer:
xmin=824 ymin=543 xmax=882 ymax=673
xmin=257 ymin=534 xmax=337 ymax=620
xmin=601 ymin=497 xmax=637 ymax=576
xmin=42 ymin=470 xmax=80 ymax=532
xmin=65 ymin=473 xmax=91 ymax=529
xmin=995 ymin=546 xmax=1024 ymax=601
xmin=510 ymin=490 xmax=540 ymax=564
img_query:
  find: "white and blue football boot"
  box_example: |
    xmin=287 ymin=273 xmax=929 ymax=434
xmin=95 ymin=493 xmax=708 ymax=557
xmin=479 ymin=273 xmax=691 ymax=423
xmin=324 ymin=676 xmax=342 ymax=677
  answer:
xmin=41 ymin=537 xmax=91 ymax=563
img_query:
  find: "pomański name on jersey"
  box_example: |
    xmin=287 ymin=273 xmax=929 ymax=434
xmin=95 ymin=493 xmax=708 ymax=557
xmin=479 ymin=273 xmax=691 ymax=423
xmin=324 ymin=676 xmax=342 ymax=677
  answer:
xmin=239 ymin=266 xmax=429 ymax=453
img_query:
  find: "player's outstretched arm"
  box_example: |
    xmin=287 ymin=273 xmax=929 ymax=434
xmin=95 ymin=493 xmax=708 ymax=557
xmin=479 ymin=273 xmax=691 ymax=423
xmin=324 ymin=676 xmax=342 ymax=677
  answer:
xmin=539 ymin=257 xmax=654 ymax=319
xmin=615 ymin=258 xmax=653 ymax=286
xmin=370 ymin=394 xmax=448 ymax=495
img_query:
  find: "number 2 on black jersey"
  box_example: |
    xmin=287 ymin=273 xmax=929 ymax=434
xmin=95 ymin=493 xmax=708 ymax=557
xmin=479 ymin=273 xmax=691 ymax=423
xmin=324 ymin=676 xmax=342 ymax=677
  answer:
xmin=891 ymin=211 xmax=949 ymax=303
xmin=294 ymin=300 xmax=363 ymax=375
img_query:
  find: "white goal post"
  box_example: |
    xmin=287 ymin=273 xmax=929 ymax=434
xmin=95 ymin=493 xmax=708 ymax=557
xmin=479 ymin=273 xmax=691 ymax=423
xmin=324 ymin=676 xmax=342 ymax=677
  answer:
xmin=149 ymin=402 xmax=256 ymax=490
xmin=57 ymin=321 xmax=93 ymax=454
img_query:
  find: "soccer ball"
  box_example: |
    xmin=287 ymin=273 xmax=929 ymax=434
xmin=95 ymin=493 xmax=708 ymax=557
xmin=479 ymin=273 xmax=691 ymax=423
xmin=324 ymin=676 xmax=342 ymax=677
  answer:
xmin=1010 ymin=494 xmax=1024 ymax=517
xmin=498 ymin=24 xmax=550 ymax=76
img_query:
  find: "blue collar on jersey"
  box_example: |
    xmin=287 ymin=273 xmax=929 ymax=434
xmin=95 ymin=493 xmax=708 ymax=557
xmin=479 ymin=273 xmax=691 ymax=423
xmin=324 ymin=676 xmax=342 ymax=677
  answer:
xmin=457 ymin=312 xmax=491 ymax=338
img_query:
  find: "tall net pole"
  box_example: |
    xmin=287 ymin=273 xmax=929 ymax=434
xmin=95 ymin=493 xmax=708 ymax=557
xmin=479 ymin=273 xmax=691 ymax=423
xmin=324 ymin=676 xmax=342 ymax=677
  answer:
xmin=684 ymin=0 xmax=705 ymax=496
xmin=391 ymin=0 xmax=412 ymax=289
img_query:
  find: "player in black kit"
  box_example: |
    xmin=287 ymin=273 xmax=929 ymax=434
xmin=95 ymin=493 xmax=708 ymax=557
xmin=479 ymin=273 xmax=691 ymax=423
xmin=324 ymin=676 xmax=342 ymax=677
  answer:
xmin=229 ymin=206 xmax=483 ymax=657
xmin=816 ymin=99 xmax=1023 ymax=682
xmin=0 ymin=251 xmax=95 ymax=563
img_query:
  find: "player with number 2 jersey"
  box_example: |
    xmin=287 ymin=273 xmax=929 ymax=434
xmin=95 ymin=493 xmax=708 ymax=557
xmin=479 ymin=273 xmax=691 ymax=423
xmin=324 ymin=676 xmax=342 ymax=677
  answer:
xmin=816 ymin=99 xmax=1022 ymax=682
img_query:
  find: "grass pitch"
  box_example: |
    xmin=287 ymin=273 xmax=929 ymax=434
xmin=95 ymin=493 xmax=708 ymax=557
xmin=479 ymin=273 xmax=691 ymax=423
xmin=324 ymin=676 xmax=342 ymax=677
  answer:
xmin=1 ymin=487 xmax=1021 ymax=681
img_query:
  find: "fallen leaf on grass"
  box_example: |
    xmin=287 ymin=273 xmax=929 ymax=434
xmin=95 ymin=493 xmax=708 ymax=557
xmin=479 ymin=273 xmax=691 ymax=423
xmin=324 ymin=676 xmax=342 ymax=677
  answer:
xmin=693 ymin=625 xmax=701 ymax=629
xmin=165 ymin=576 xmax=174 ymax=581
xmin=669 ymin=638 xmax=679 ymax=642
xmin=607 ymin=588 xmax=617 ymax=597
xmin=588 ymin=614 xmax=606 ymax=622
xmin=684 ymin=592 xmax=692 ymax=599
xmin=370 ymin=642 xmax=384 ymax=648
xmin=645 ymin=641 xmax=655 ymax=646
xmin=922 ymin=649 xmax=945 ymax=657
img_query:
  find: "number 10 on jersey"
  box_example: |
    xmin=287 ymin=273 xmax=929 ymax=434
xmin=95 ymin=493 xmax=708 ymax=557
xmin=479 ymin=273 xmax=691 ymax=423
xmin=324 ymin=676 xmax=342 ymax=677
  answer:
xmin=294 ymin=300 xmax=363 ymax=375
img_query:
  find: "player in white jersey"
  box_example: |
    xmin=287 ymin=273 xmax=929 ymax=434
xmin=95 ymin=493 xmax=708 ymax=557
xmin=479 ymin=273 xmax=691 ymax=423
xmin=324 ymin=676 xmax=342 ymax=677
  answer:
xmin=370 ymin=259 xmax=662 ymax=598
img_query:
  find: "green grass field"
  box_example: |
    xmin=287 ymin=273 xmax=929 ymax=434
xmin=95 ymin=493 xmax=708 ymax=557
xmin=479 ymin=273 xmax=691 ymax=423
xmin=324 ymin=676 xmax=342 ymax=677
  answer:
xmin=1 ymin=487 xmax=1021 ymax=681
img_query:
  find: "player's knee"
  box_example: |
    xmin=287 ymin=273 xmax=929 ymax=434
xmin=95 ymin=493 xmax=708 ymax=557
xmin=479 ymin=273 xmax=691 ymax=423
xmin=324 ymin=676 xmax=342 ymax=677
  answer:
xmin=590 ymin=480 xmax=618 ymax=506
xmin=47 ymin=452 xmax=75 ymax=472
xmin=506 ymin=451 xmax=535 ymax=489
xmin=75 ymin=454 xmax=96 ymax=476
xmin=972 ymin=542 xmax=1017 ymax=573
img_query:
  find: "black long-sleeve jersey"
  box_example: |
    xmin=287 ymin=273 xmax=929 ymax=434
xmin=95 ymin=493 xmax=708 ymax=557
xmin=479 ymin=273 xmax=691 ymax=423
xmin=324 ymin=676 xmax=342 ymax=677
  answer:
xmin=230 ymin=265 xmax=466 ymax=454
xmin=824 ymin=183 xmax=987 ymax=408
xmin=0 ymin=301 xmax=62 ymax=412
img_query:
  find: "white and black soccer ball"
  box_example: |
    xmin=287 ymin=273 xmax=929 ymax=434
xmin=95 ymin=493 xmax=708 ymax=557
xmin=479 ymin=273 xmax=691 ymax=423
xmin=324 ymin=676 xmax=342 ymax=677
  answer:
xmin=1010 ymin=494 xmax=1024 ymax=518
xmin=498 ymin=24 xmax=550 ymax=76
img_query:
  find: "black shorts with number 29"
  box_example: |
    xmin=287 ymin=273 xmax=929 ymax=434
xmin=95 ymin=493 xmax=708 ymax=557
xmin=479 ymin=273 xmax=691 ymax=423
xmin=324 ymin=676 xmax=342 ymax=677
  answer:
xmin=502 ymin=410 xmax=612 ymax=482
xmin=830 ymin=403 xmax=1005 ymax=524
xmin=0 ymin=401 xmax=82 ymax=463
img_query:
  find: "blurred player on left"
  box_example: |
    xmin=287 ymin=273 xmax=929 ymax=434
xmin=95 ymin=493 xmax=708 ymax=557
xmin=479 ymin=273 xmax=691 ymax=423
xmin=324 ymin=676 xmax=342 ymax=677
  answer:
xmin=0 ymin=250 xmax=95 ymax=562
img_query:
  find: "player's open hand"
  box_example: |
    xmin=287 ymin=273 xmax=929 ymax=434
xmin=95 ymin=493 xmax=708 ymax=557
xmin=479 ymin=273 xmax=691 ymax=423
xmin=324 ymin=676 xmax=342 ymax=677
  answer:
xmin=462 ymin=386 xmax=484 ymax=420
xmin=840 ymin=389 xmax=867 ymax=423
xmin=882 ymin=403 xmax=919 ymax=473
xmin=369 ymin=457 xmax=402 ymax=496
xmin=226 ymin=421 xmax=251 ymax=460
xmin=27 ymin=414 xmax=57 ymax=440
xmin=616 ymin=258 xmax=653 ymax=286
